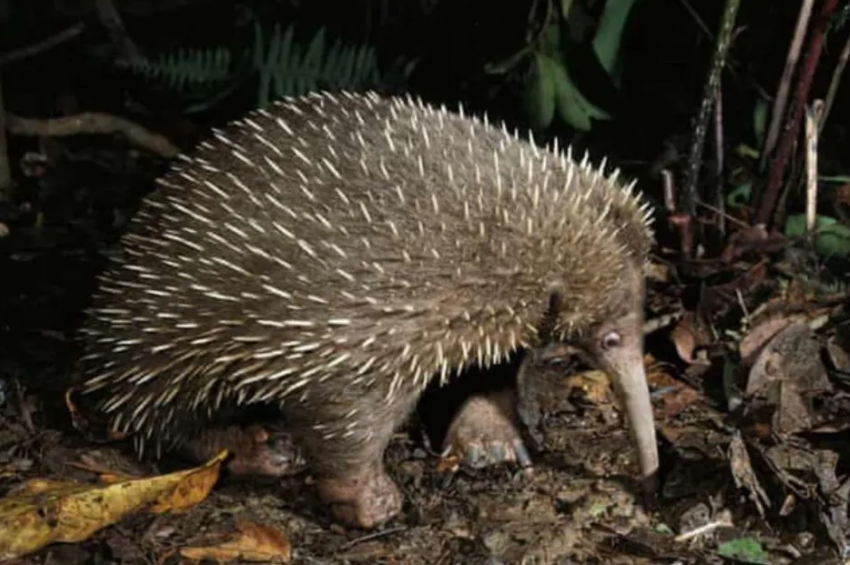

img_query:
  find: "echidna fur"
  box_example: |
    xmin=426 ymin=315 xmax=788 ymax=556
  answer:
xmin=77 ymin=90 xmax=654 ymax=467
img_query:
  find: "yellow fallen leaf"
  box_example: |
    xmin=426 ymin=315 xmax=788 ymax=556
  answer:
xmin=180 ymin=520 xmax=292 ymax=563
xmin=147 ymin=450 xmax=226 ymax=514
xmin=565 ymin=369 xmax=612 ymax=405
xmin=0 ymin=450 xmax=227 ymax=559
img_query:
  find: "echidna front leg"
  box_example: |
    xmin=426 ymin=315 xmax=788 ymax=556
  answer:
xmin=180 ymin=425 xmax=305 ymax=477
xmin=298 ymin=386 xmax=421 ymax=529
xmin=443 ymin=388 xmax=532 ymax=469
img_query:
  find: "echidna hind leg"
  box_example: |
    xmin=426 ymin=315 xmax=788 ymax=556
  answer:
xmin=316 ymin=459 xmax=402 ymax=529
xmin=300 ymin=386 xmax=421 ymax=528
xmin=179 ymin=424 xmax=305 ymax=477
xmin=443 ymin=388 xmax=532 ymax=469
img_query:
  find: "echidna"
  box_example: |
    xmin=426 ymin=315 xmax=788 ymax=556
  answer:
xmin=77 ymin=90 xmax=658 ymax=528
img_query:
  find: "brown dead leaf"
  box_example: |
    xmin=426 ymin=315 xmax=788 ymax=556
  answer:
xmin=180 ymin=520 xmax=292 ymax=563
xmin=744 ymin=322 xmax=832 ymax=435
xmin=740 ymin=304 xmax=832 ymax=365
xmin=739 ymin=315 xmax=800 ymax=365
xmin=728 ymin=432 xmax=769 ymax=516
xmin=825 ymin=334 xmax=850 ymax=372
xmin=65 ymin=387 xmax=130 ymax=442
xmin=0 ymin=450 xmax=227 ymax=559
xmin=669 ymin=312 xmax=711 ymax=365
xmin=645 ymin=366 xmax=700 ymax=421
xmin=64 ymin=388 xmax=85 ymax=432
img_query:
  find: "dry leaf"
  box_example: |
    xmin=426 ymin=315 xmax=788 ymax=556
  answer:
xmin=147 ymin=450 xmax=226 ymax=514
xmin=180 ymin=520 xmax=292 ymax=563
xmin=739 ymin=315 xmax=797 ymax=364
xmin=744 ymin=322 xmax=832 ymax=435
xmin=0 ymin=450 xmax=227 ymax=559
xmin=566 ymin=369 xmax=613 ymax=405
xmin=669 ymin=312 xmax=711 ymax=365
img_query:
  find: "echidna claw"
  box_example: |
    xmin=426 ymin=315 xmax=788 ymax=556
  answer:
xmin=444 ymin=390 xmax=531 ymax=471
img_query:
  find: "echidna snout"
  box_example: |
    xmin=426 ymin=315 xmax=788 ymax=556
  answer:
xmin=570 ymin=260 xmax=658 ymax=487
xmin=77 ymin=91 xmax=659 ymax=529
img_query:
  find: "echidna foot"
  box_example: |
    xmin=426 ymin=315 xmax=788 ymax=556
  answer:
xmin=443 ymin=389 xmax=532 ymax=469
xmin=317 ymin=466 xmax=402 ymax=529
xmin=181 ymin=424 xmax=305 ymax=477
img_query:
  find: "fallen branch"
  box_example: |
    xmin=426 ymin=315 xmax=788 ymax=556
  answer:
xmin=5 ymin=112 xmax=179 ymax=158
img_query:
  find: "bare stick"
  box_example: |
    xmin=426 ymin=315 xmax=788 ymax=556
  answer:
xmin=94 ymin=0 xmax=142 ymax=60
xmin=818 ymin=32 xmax=850 ymax=137
xmin=804 ymin=100 xmax=823 ymax=243
xmin=682 ymin=0 xmax=741 ymax=218
xmin=5 ymin=112 xmax=179 ymax=158
xmin=713 ymin=79 xmax=726 ymax=237
xmin=760 ymin=0 xmax=815 ymax=171
xmin=0 ymin=23 xmax=86 ymax=67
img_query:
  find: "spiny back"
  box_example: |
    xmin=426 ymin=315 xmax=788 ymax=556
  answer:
xmin=78 ymin=91 xmax=653 ymax=447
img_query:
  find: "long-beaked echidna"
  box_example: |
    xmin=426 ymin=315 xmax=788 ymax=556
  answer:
xmin=77 ymin=90 xmax=658 ymax=528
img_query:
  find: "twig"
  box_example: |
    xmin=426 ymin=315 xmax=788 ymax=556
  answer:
xmin=674 ymin=513 xmax=734 ymax=543
xmin=697 ymin=200 xmax=749 ymax=229
xmin=818 ymin=30 xmax=850 ymax=137
xmin=713 ymin=80 xmax=725 ymax=238
xmin=755 ymin=0 xmax=840 ymax=227
xmin=94 ymin=0 xmax=142 ymax=60
xmin=805 ymin=100 xmax=823 ymax=243
xmin=682 ymin=0 xmax=741 ymax=219
xmin=0 ymin=22 xmax=86 ymax=67
xmin=5 ymin=112 xmax=179 ymax=158
xmin=339 ymin=526 xmax=407 ymax=549
xmin=760 ymin=0 xmax=815 ymax=171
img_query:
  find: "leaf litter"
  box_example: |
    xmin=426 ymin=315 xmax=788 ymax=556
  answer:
xmin=2 ymin=245 xmax=850 ymax=563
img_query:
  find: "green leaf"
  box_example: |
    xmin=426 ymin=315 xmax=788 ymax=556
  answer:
xmin=753 ymin=98 xmax=768 ymax=147
xmin=541 ymin=23 xmax=561 ymax=57
xmin=524 ymin=52 xmax=557 ymax=131
xmin=734 ymin=143 xmax=760 ymax=160
xmin=784 ymin=214 xmax=850 ymax=258
xmin=726 ymin=182 xmax=751 ymax=207
xmin=819 ymin=175 xmax=850 ymax=183
xmin=592 ymin=0 xmax=637 ymax=83
xmin=716 ymin=537 xmax=768 ymax=564
xmin=549 ymin=56 xmax=610 ymax=131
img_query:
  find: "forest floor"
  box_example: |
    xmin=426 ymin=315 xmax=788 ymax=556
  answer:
xmin=2 ymin=260 xmax=849 ymax=564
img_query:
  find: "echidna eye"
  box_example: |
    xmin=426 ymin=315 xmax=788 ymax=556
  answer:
xmin=600 ymin=331 xmax=621 ymax=350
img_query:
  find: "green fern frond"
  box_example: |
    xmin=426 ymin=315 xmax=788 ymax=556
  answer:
xmin=117 ymin=47 xmax=233 ymax=91
xmin=253 ymin=23 xmax=382 ymax=108
xmin=113 ymin=21 xmax=412 ymax=112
